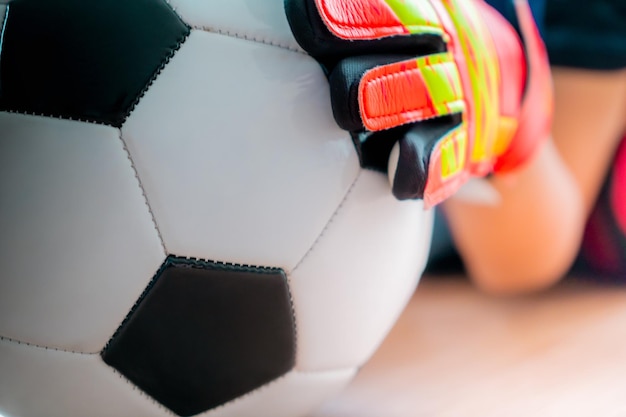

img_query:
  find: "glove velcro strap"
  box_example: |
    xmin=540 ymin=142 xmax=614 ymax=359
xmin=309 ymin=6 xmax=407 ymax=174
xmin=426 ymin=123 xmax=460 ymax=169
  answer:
xmin=314 ymin=0 xmax=445 ymax=40
xmin=358 ymin=52 xmax=464 ymax=131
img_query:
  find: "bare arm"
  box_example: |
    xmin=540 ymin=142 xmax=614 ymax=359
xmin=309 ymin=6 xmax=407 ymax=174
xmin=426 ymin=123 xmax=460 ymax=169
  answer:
xmin=441 ymin=68 xmax=626 ymax=295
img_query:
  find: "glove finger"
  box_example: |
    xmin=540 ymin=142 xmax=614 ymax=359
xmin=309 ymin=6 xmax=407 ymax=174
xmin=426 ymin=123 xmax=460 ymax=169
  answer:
xmin=328 ymin=54 xmax=414 ymax=131
xmin=285 ymin=0 xmax=445 ymax=65
xmin=329 ymin=52 xmax=465 ymax=132
xmin=389 ymin=114 xmax=468 ymax=207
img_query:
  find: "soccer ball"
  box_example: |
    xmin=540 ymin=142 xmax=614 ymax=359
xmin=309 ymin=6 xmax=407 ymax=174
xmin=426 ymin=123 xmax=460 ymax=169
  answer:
xmin=0 ymin=1 xmax=433 ymax=416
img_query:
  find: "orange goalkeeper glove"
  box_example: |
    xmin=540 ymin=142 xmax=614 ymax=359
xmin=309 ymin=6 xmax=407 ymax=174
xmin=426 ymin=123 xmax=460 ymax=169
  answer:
xmin=285 ymin=0 xmax=552 ymax=207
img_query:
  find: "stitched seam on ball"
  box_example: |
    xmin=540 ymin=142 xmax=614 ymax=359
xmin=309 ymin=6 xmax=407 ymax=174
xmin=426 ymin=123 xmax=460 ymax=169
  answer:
xmin=119 ymin=30 xmax=190 ymax=125
xmin=169 ymin=255 xmax=284 ymax=273
xmin=192 ymin=25 xmax=305 ymax=55
xmin=0 ymin=335 xmax=98 ymax=355
xmin=115 ymin=129 xmax=168 ymax=255
xmin=108 ymin=368 xmax=178 ymax=417
xmin=288 ymin=170 xmax=362 ymax=275
xmin=0 ymin=109 xmax=112 ymax=126
xmin=191 ymin=371 xmax=292 ymax=414
xmin=283 ymin=271 xmax=299 ymax=368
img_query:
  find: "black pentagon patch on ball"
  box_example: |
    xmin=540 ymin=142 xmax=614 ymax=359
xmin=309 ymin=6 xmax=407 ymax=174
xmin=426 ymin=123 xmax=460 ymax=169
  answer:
xmin=102 ymin=256 xmax=296 ymax=417
xmin=0 ymin=0 xmax=190 ymax=127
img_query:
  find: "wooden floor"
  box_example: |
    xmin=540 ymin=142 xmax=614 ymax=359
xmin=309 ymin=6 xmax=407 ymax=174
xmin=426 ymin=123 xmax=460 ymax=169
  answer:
xmin=311 ymin=275 xmax=626 ymax=417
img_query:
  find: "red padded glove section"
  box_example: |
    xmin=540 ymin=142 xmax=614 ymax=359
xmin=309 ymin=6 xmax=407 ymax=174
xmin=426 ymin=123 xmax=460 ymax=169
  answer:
xmin=359 ymin=59 xmax=435 ymax=131
xmin=493 ymin=0 xmax=552 ymax=173
xmin=314 ymin=0 xmax=408 ymax=40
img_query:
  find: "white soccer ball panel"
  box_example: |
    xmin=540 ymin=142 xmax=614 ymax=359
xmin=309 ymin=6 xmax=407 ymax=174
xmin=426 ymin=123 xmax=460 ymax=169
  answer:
xmin=200 ymin=368 xmax=356 ymax=417
xmin=0 ymin=113 xmax=165 ymax=352
xmin=122 ymin=30 xmax=360 ymax=269
xmin=290 ymin=170 xmax=433 ymax=371
xmin=0 ymin=337 xmax=170 ymax=417
xmin=168 ymin=0 xmax=301 ymax=52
